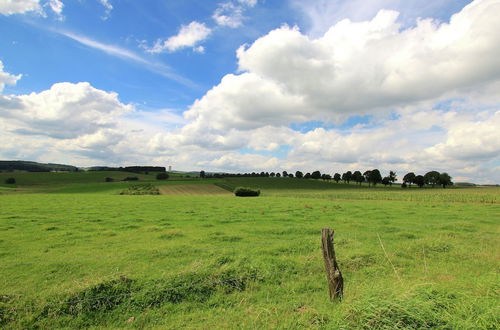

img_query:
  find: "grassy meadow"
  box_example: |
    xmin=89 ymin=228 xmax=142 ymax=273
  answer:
xmin=0 ymin=173 xmax=499 ymax=328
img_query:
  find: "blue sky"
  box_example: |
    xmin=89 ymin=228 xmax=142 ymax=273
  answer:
xmin=1 ymin=0 xmax=499 ymax=183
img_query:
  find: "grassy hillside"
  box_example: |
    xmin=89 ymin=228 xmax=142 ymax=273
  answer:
xmin=0 ymin=171 xmax=215 ymax=195
xmin=216 ymin=177 xmax=500 ymax=203
xmin=0 ymin=176 xmax=498 ymax=328
xmin=0 ymin=171 xmax=156 ymax=185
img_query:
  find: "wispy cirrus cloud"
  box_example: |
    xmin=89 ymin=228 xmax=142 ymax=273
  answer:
xmin=99 ymin=0 xmax=112 ymax=20
xmin=56 ymin=30 xmax=196 ymax=87
xmin=47 ymin=0 xmax=63 ymax=20
xmin=213 ymin=0 xmax=258 ymax=28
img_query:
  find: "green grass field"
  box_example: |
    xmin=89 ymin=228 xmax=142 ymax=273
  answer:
xmin=0 ymin=174 xmax=498 ymax=328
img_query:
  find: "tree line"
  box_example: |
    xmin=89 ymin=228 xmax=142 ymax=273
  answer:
xmin=200 ymin=169 xmax=453 ymax=188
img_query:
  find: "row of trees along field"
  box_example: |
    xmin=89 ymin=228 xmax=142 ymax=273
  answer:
xmin=200 ymin=169 xmax=453 ymax=188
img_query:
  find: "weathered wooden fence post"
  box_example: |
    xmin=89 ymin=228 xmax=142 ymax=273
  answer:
xmin=321 ymin=228 xmax=343 ymax=301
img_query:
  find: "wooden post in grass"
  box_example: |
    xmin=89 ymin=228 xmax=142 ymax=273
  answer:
xmin=321 ymin=228 xmax=343 ymax=301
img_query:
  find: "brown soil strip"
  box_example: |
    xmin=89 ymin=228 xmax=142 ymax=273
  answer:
xmin=158 ymin=184 xmax=232 ymax=196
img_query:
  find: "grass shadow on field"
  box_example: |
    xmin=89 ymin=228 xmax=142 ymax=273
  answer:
xmin=30 ymin=265 xmax=264 ymax=328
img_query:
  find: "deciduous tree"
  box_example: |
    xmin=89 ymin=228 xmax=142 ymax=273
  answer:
xmin=363 ymin=170 xmax=372 ymax=186
xmin=439 ymin=172 xmax=453 ymax=188
xmin=370 ymin=169 xmax=382 ymax=186
xmin=414 ymin=175 xmax=425 ymax=188
xmin=389 ymin=171 xmax=397 ymax=185
xmin=424 ymin=171 xmax=440 ymax=188
xmin=403 ymin=172 xmax=416 ymax=187
xmin=311 ymin=170 xmax=322 ymax=179
xmin=353 ymin=171 xmax=363 ymax=185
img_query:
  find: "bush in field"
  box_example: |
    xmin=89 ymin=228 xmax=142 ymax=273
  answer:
xmin=123 ymin=177 xmax=139 ymax=181
xmin=234 ymin=187 xmax=260 ymax=197
xmin=4 ymin=177 xmax=16 ymax=184
xmin=156 ymin=172 xmax=169 ymax=180
xmin=105 ymin=177 xmax=114 ymax=182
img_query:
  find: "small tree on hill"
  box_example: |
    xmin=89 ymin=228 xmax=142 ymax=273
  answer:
xmin=282 ymin=171 xmax=288 ymax=178
xmin=295 ymin=171 xmax=303 ymax=178
xmin=382 ymin=176 xmax=391 ymax=186
xmin=389 ymin=171 xmax=397 ymax=185
xmin=5 ymin=177 xmax=15 ymax=184
xmin=200 ymin=170 xmax=206 ymax=178
xmin=276 ymin=173 xmax=281 ymax=178
xmin=304 ymin=173 xmax=311 ymax=179
xmin=156 ymin=172 xmax=169 ymax=180
xmin=333 ymin=173 xmax=341 ymax=183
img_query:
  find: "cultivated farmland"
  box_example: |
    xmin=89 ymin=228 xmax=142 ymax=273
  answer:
xmin=0 ymin=174 xmax=498 ymax=328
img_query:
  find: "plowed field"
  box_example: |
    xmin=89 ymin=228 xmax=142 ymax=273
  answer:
xmin=158 ymin=184 xmax=232 ymax=196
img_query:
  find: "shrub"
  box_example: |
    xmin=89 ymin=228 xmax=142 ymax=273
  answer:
xmin=105 ymin=177 xmax=114 ymax=182
xmin=123 ymin=176 xmax=139 ymax=181
xmin=234 ymin=187 xmax=260 ymax=197
xmin=156 ymin=172 xmax=169 ymax=180
xmin=4 ymin=178 xmax=15 ymax=184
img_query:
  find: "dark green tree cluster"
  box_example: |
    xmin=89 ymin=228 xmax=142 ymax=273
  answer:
xmin=199 ymin=168 xmax=452 ymax=189
xmin=156 ymin=172 xmax=169 ymax=180
xmin=402 ymin=171 xmax=452 ymax=188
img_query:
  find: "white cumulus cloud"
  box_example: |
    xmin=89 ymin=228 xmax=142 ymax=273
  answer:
xmin=0 ymin=82 xmax=132 ymax=139
xmin=0 ymin=0 xmax=41 ymax=15
xmin=147 ymin=21 xmax=211 ymax=53
xmin=180 ymin=0 xmax=500 ymax=138
xmin=0 ymin=61 xmax=21 ymax=92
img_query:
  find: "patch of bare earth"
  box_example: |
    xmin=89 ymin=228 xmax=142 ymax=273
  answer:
xmin=158 ymin=184 xmax=232 ymax=196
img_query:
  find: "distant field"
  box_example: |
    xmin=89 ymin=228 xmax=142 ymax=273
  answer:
xmin=159 ymin=184 xmax=232 ymax=196
xmin=0 ymin=171 xmax=156 ymax=185
xmin=218 ymin=177 xmax=500 ymax=203
xmin=0 ymin=173 xmax=498 ymax=328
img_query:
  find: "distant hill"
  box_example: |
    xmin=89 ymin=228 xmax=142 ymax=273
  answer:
xmin=454 ymin=182 xmax=477 ymax=187
xmin=0 ymin=160 xmax=78 ymax=172
xmin=87 ymin=166 xmax=166 ymax=173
